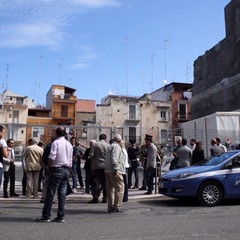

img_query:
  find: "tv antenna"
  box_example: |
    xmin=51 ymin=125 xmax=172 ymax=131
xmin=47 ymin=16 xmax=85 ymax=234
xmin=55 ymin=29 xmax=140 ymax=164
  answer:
xmin=151 ymin=50 xmax=158 ymax=92
xmin=163 ymin=39 xmax=170 ymax=82
xmin=124 ymin=37 xmax=128 ymax=95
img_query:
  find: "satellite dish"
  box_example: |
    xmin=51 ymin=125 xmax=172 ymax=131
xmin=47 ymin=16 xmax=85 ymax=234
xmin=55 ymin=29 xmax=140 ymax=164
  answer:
xmin=163 ymin=80 xmax=168 ymax=85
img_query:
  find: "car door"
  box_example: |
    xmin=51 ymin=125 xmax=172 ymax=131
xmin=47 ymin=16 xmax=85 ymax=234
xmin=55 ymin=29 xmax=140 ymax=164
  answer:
xmin=222 ymin=156 xmax=240 ymax=198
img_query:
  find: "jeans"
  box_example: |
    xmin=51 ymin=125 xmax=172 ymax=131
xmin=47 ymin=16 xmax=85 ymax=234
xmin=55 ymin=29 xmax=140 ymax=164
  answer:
xmin=71 ymin=161 xmax=78 ymax=189
xmin=0 ymin=167 xmax=2 ymax=187
xmin=146 ymin=167 xmax=155 ymax=193
xmin=42 ymin=167 xmax=69 ymax=219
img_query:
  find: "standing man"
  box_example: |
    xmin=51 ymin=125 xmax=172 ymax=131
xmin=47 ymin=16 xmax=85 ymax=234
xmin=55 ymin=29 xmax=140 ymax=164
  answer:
xmin=105 ymin=134 xmax=125 ymax=212
xmin=36 ymin=126 xmax=73 ymax=223
xmin=0 ymin=125 xmax=9 ymax=215
xmin=24 ymin=137 xmax=44 ymax=198
xmin=127 ymin=139 xmax=140 ymax=189
xmin=3 ymin=138 xmax=19 ymax=198
xmin=144 ymin=134 xmax=157 ymax=195
xmin=210 ymin=138 xmax=224 ymax=157
xmin=215 ymin=137 xmax=227 ymax=152
xmin=176 ymin=138 xmax=192 ymax=168
xmin=89 ymin=133 xmax=109 ymax=204
xmin=70 ymin=136 xmax=81 ymax=193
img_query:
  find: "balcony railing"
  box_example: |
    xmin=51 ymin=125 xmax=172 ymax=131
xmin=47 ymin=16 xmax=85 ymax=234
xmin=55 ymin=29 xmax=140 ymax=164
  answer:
xmin=52 ymin=111 xmax=75 ymax=119
xmin=176 ymin=113 xmax=191 ymax=121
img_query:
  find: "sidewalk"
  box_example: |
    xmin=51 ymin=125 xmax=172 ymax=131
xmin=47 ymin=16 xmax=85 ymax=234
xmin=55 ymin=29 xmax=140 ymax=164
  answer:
xmin=0 ymin=181 xmax=162 ymax=202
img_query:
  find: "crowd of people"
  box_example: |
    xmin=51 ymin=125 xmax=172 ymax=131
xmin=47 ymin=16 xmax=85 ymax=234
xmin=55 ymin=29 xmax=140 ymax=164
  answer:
xmin=169 ymin=137 xmax=230 ymax=170
xmin=0 ymin=123 xmax=234 ymax=221
xmin=0 ymin=125 xmax=159 ymax=221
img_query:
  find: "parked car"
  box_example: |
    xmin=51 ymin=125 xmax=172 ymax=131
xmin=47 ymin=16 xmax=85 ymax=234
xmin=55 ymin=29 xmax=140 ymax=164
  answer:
xmin=158 ymin=150 xmax=240 ymax=206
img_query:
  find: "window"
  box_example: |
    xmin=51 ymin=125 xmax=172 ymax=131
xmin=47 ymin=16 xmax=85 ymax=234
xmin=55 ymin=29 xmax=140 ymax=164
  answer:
xmin=161 ymin=129 xmax=168 ymax=144
xmin=129 ymin=127 xmax=136 ymax=142
xmin=32 ymin=127 xmax=44 ymax=138
xmin=16 ymin=98 xmax=24 ymax=105
xmin=159 ymin=108 xmax=169 ymax=121
xmin=129 ymin=105 xmax=136 ymax=120
xmin=61 ymin=105 xmax=68 ymax=117
xmin=12 ymin=110 xmax=19 ymax=123
xmin=178 ymin=103 xmax=187 ymax=119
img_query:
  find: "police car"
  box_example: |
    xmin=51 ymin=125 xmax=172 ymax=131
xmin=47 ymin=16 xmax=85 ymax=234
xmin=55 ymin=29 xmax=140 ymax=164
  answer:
xmin=158 ymin=150 xmax=240 ymax=206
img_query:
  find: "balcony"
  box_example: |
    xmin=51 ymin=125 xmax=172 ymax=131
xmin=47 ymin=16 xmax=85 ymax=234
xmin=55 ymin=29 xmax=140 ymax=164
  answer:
xmin=176 ymin=112 xmax=191 ymax=122
xmin=53 ymin=94 xmax=77 ymax=103
xmin=52 ymin=110 xmax=75 ymax=120
xmin=125 ymin=116 xmax=140 ymax=123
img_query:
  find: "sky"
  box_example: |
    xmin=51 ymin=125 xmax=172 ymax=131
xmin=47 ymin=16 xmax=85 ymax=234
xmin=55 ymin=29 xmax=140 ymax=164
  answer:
xmin=0 ymin=0 xmax=230 ymax=106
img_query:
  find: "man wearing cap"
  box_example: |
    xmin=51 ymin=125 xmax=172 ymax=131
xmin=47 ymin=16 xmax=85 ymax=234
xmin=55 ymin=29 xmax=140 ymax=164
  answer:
xmin=144 ymin=134 xmax=157 ymax=194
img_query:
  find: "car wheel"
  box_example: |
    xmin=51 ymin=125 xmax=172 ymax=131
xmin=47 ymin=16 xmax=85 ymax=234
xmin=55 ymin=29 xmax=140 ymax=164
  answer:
xmin=197 ymin=181 xmax=223 ymax=206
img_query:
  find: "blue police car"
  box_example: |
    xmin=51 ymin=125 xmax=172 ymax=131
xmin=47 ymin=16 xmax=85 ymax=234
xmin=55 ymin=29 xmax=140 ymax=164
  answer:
xmin=158 ymin=150 xmax=240 ymax=206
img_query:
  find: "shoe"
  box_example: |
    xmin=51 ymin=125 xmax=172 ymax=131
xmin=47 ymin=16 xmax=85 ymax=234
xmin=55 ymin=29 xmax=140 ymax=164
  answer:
xmin=111 ymin=207 xmax=123 ymax=213
xmin=132 ymin=186 xmax=138 ymax=189
xmin=101 ymin=199 xmax=107 ymax=203
xmin=35 ymin=217 xmax=50 ymax=223
xmin=10 ymin=193 xmax=20 ymax=197
xmin=139 ymin=187 xmax=146 ymax=190
xmin=72 ymin=188 xmax=77 ymax=193
xmin=123 ymin=199 xmax=128 ymax=202
xmin=51 ymin=217 xmax=65 ymax=223
xmin=38 ymin=187 xmax=42 ymax=192
xmin=0 ymin=210 xmax=7 ymax=215
xmin=144 ymin=191 xmax=152 ymax=195
xmin=88 ymin=199 xmax=99 ymax=204
xmin=3 ymin=195 xmax=9 ymax=198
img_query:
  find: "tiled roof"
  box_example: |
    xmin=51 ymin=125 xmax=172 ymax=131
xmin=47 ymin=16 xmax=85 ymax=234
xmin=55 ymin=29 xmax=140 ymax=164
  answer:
xmin=76 ymin=99 xmax=96 ymax=112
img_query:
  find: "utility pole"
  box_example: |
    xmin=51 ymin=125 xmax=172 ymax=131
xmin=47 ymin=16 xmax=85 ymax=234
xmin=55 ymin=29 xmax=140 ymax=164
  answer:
xmin=124 ymin=37 xmax=128 ymax=95
xmin=163 ymin=39 xmax=170 ymax=82
xmin=151 ymin=50 xmax=157 ymax=92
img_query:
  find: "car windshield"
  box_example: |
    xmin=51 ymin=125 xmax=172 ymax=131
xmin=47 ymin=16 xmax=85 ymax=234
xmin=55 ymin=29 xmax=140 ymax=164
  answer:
xmin=194 ymin=152 xmax=237 ymax=166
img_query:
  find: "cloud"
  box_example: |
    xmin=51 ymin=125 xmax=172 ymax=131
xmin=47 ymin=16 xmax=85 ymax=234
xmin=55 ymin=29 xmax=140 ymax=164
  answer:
xmin=0 ymin=0 xmax=122 ymax=49
xmin=71 ymin=46 xmax=99 ymax=70
xmin=0 ymin=22 xmax=63 ymax=48
xmin=70 ymin=0 xmax=121 ymax=8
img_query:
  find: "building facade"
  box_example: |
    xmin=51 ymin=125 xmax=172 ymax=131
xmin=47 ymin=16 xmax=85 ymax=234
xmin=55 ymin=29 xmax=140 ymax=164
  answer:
xmin=150 ymin=82 xmax=192 ymax=131
xmin=96 ymin=94 xmax=172 ymax=146
xmin=192 ymin=0 xmax=240 ymax=119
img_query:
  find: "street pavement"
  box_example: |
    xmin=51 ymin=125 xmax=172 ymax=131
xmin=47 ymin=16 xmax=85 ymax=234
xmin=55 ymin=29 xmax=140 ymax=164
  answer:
xmin=0 ymin=162 xmax=162 ymax=202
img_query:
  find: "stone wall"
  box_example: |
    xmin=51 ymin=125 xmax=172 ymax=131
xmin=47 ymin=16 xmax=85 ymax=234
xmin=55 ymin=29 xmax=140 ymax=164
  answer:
xmin=192 ymin=0 xmax=240 ymax=119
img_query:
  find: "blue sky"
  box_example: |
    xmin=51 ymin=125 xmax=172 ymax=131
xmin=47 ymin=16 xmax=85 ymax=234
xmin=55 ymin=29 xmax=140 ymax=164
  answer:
xmin=0 ymin=0 xmax=230 ymax=105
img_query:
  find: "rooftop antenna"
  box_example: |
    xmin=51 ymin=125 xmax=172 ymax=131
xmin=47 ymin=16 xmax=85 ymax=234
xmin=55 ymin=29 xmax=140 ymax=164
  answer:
xmin=4 ymin=63 xmax=9 ymax=91
xmin=35 ymin=56 xmax=43 ymax=105
xmin=151 ymin=50 xmax=158 ymax=92
xmin=186 ymin=62 xmax=193 ymax=83
xmin=58 ymin=58 xmax=64 ymax=85
xmin=163 ymin=39 xmax=170 ymax=83
xmin=141 ymin=72 xmax=145 ymax=94
xmin=124 ymin=37 xmax=128 ymax=95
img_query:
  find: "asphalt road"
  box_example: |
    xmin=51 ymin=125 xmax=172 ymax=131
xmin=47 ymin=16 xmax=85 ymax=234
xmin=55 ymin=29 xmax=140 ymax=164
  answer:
xmin=1 ymin=194 xmax=240 ymax=240
xmin=1 ymin=164 xmax=240 ymax=240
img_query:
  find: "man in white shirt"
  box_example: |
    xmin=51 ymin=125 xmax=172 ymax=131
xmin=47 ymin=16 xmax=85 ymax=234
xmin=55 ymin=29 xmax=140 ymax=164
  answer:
xmin=0 ymin=125 xmax=9 ymax=215
xmin=3 ymin=138 xmax=19 ymax=198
